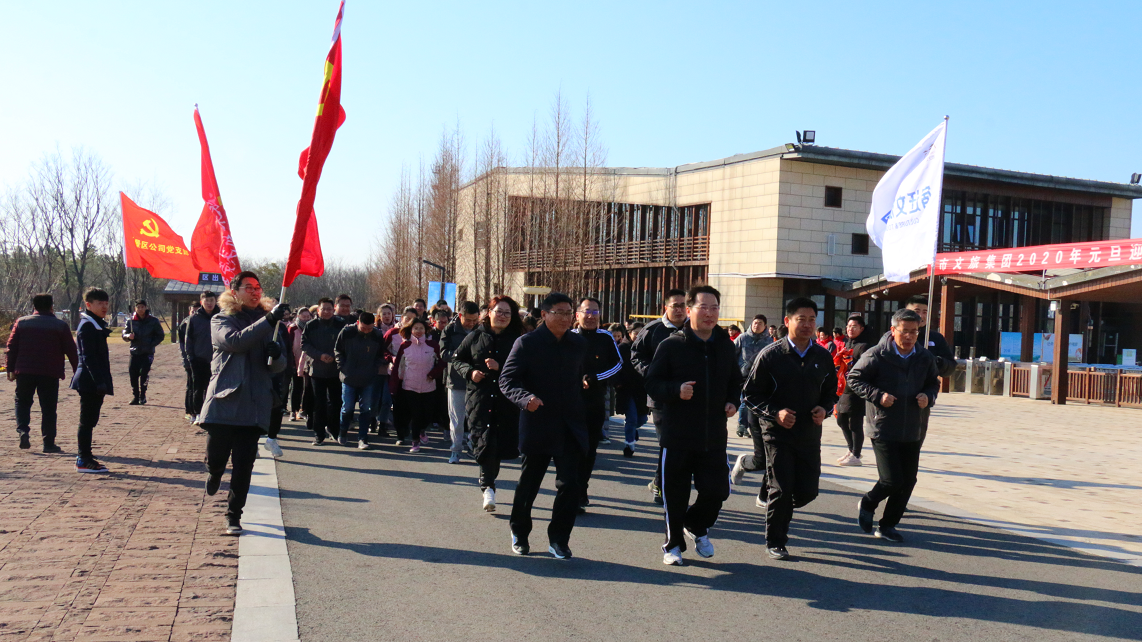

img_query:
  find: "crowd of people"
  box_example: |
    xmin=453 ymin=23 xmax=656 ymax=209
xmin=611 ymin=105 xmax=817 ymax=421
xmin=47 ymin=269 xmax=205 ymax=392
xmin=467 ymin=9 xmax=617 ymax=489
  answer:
xmin=6 ymin=272 xmax=954 ymax=563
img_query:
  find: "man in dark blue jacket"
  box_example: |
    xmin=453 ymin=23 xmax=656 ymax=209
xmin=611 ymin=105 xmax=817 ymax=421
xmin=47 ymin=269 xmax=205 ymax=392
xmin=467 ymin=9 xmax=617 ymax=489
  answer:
xmin=71 ymin=288 xmax=114 ymax=473
xmin=572 ymin=296 xmax=623 ymax=512
xmin=121 ymin=299 xmax=165 ymax=404
xmin=184 ymin=291 xmax=219 ymax=421
xmin=499 ymin=292 xmax=587 ymax=560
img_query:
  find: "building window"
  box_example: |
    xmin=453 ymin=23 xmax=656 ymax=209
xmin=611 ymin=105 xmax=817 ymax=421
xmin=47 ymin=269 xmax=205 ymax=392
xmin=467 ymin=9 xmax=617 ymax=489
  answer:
xmin=825 ymin=186 xmax=843 ymax=208
xmin=852 ymin=233 xmax=869 ymax=255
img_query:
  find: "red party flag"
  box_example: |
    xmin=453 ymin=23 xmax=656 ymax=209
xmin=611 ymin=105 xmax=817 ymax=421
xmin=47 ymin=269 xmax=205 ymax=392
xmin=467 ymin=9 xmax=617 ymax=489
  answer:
xmin=284 ymin=0 xmax=346 ymax=288
xmin=120 ymin=192 xmax=200 ymax=283
xmin=190 ymin=106 xmax=242 ymax=283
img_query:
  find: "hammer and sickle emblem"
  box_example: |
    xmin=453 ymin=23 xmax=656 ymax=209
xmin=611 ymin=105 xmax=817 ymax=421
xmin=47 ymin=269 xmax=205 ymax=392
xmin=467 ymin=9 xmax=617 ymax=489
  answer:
xmin=140 ymin=219 xmax=160 ymax=238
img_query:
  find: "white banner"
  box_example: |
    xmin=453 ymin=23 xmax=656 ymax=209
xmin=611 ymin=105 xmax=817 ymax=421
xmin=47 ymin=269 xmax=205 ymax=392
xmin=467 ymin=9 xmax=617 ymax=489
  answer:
xmin=866 ymin=119 xmax=947 ymax=282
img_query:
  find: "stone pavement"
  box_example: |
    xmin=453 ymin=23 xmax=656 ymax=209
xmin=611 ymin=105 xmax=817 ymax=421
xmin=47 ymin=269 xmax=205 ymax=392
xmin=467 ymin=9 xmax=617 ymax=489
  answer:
xmin=0 ymin=342 xmax=237 ymax=642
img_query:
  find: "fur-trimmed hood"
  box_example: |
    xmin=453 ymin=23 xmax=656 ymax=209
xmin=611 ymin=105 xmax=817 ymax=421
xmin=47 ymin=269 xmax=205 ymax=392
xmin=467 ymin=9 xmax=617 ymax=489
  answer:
xmin=217 ymin=290 xmax=274 ymax=316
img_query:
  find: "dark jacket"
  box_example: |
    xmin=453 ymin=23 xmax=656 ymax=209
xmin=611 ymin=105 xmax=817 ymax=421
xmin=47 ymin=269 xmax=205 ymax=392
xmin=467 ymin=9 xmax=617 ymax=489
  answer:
xmin=70 ymin=311 xmax=113 ymax=395
xmin=185 ymin=306 xmax=219 ymax=363
xmin=302 ymin=316 xmax=342 ymax=379
xmin=882 ymin=327 xmax=956 ymax=379
xmin=122 ymin=313 xmax=165 ymax=354
xmin=5 ymin=311 xmax=78 ymax=379
xmin=177 ymin=315 xmax=191 ymax=365
xmin=644 ymin=325 xmax=742 ymax=452
xmin=630 ymin=316 xmax=686 ymax=409
xmin=440 ymin=318 xmax=474 ymax=390
xmin=334 ymin=324 xmax=385 ymax=388
xmin=615 ymin=341 xmax=647 ymax=417
xmin=836 ymin=328 xmax=877 ymax=414
xmin=452 ymin=324 xmax=522 ymax=461
xmin=847 ymin=333 xmax=941 ymax=443
xmin=734 ymin=326 xmax=773 ymax=378
xmin=574 ymin=327 xmax=623 ymax=418
xmin=499 ymin=323 xmax=588 ymax=457
xmin=743 ymin=338 xmax=839 ymax=443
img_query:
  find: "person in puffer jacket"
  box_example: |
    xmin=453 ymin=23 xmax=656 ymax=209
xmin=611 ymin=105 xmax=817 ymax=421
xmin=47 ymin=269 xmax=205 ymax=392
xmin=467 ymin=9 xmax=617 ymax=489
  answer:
xmin=733 ymin=314 xmax=772 ymax=438
xmin=390 ymin=318 xmax=444 ymax=452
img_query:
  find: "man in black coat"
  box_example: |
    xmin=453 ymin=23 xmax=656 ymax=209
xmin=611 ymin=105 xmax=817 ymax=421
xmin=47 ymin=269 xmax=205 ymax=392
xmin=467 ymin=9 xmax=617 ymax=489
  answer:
xmin=334 ymin=311 xmax=385 ymax=449
xmin=848 ymin=308 xmax=941 ymax=543
xmin=121 ymin=299 xmax=166 ymax=405
xmin=572 ymin=296 xmax=623 ymax=512
xmin=177 ymin=303 xmax=197 ymax=419
xmin=302 ymin=297 xmax=343 ymax=445
xmin=630 ymin=287 xmax=688 ymax=503
xmin=738 ymin=296 xmax=838 ymax=561
xmin=895 ymin=295 xmax=956 ymax=378
xmin=71 ymin=288 xmax=114 ymax=473
xmin=645 ymin=285 xmax=742 ymax=566
xmin=499 ymin=292 xmax=587 ymax=560
xmin=185 ymin=291 xmax=219 ymax=421
xmin=835 ymin=314 xmax=876 ymax=466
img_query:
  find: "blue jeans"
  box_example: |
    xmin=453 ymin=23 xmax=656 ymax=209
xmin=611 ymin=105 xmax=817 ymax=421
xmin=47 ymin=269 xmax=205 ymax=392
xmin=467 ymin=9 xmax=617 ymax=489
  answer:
xmin=341 ymin=382 xmax=375 ymax=442
xmin=738 ymin=392 xmax=751 ymax=430
xmin=369 ymin=374 xmax=392 ymax=427
xmin=624 ymin=397 xmax=648 ymax=445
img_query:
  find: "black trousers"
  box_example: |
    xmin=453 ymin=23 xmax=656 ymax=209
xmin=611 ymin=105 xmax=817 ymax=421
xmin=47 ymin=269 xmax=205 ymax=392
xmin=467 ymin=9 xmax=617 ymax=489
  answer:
xmin=763 ymin=438 xmax=821 ymax=547
xmin=862 ymin=439 xmax=923 ymax=529
xmin=77 ymin=392 xmax=106 ymax=459
xmin=740 ymin=417 xmax=771 ymax=500
xmin=578 ymin=405 xmax=605 ymax=503
xmin=15 ymin=374 xmax=59 ymax=443
xmin=190 ymin=359 xmax=212 ymax=415
xmin=203 ymin=423 xmax=261 ymax=520
xmin=128 ymin=352 xmax=154 ymax=396
xmin=660 ymin=446 xmax=730 ymax=552
xmin=183 ymin=363 xmax=195 ymax=414
xmin=301 ymin=374 xmax=314 ymax=416
xmin=289 ymin=373 xmax=305 ymax=413
xmin=309 ymin=376 xmax=340 ymax=440
xmin=510 ymin=431 xmax=582 ymax=547
xmin=837 ymin=411 xmax=865 ymax=458
xmin=650 ymin=409 xmax=664 ymax=489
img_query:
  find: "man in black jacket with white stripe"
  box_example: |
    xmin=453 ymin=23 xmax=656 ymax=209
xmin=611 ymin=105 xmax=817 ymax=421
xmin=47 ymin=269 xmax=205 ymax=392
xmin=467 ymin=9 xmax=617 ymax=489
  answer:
xmin=572 ymin=297 xmax=623 ymax=512
xmin=645 ymin=285 xmax=741 ymax=566
xmin=739 ymin=297 xmax=838 ymax=561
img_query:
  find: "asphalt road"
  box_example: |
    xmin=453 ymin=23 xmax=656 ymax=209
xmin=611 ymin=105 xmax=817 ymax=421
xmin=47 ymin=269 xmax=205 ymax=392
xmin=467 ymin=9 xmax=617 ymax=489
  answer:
xmin=275 ymin=419 xmax=1142 ymax=642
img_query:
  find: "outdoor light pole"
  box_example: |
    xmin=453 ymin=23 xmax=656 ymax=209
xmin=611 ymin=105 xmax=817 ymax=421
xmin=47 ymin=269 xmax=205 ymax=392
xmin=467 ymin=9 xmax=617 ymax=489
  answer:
xmin=422 ymin=259 xmax=445 ymax=301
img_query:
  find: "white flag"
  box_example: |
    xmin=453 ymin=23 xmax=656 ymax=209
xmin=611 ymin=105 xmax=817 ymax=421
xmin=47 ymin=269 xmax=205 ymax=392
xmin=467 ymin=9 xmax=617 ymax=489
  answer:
xmin=866 ymin=119 xmax=947 ymax=282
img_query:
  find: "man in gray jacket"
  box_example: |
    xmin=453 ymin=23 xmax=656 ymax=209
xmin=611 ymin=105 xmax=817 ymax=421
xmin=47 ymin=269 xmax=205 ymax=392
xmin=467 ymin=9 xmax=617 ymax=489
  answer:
xmin=733 ymin=314 xmax=772 ymax=438
xmin=198 ymin=271 xmax=288 ymax=536
xmin=334 ymin=311 xmax=385 ymax=450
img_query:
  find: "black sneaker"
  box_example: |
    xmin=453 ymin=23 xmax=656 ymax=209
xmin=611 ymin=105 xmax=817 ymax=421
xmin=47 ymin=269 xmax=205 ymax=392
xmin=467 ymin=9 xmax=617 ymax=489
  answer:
xmin=129 ymin=397 xmax=141 ymax=406
xmin=736 ymin=427 xmax=748 ymax=438
xmin=548 ymin=542 xmax=573 ymax=560
xmin=205 ymin=473 xmax=222 ymax=496
xmin=139 ymin=393 xmax=147 ymax=405
xmin=767 ymin=546 xmax=790 ymax=560
xmin=511 ymin=534 xmax=529 ymax=556
xmin=312 ymin=438 xmax=325 ymax=446
xmin=223 ymin=517 xmax=242 ymax=536
xmin=857 ymin=500 xmax=874 ymax=534
xmin=43 ymin=443 xmax=64 ymax=454
xmin=622 ymin=446 xmax=634 ymax=458
xmin=648 ymin=480 xmax=663 ymax=505
xmin=18 ymin=433 xmax=31 ymax=449
xmin=875 ymin=526 xmax=905 ymax=543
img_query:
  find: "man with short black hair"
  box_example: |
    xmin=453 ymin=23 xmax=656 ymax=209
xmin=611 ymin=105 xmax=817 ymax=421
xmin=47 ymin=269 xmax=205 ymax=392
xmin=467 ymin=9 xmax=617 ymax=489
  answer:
xmin=334 ymin=294 xmax=356 ymax=326
xmin=178 ymin=302 xmax=198 ymax=420
xmin=335 ymin=311 xmax=385 ymax=450
xmin=631 ymin=288 xmax=688 ymax=504
xmin=734 ymin=313 xmax=772 ymax=438
xmin=6 ymin=293 xmax=78 ymax=452
xmin=500 ymin=292 xmax=588 ymax=559
xmin=185 ymin=291 xmax=219 ymax=421
xmin=645 ymin=285 xmax=741 ymax=566
xmin=303 ymin=297 xmax=344 ymax=445
xmin=898 ymin=295 xmax=956 ymax=379
xmin=738 ymin=296 xmax=838 ymax=561
xmin=848 ymin=308 xmax=940 ymax=543
xmin=441 ymin=301 xmax=481 ymax=462
xmin=71 ymin=288 xmax=114 ymax=472
xmin=572 ymin=296 xmax=623 ymax=512
xmin=122 ymin=299 xmax=165 ymax=404
xmin=413 ymin=298 xmax=428 ymax=322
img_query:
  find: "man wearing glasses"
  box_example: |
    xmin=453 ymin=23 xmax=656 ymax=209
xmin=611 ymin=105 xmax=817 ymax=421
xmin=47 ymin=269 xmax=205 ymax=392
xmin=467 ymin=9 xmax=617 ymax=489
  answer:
xmin=499 ymin=293 xmax=587 ymax=560
xmin=631 ymin=288 xmax=688 ymax=504
xmin=644 ymin=285 xmax=741 ymax=566
xmin=571 ymin=297 xmax=623 ymax=513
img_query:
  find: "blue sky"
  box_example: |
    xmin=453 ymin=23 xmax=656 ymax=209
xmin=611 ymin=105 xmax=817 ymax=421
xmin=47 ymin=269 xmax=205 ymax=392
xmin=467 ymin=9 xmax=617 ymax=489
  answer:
xmin=2 ymin=1 xmax=1139 ymax=261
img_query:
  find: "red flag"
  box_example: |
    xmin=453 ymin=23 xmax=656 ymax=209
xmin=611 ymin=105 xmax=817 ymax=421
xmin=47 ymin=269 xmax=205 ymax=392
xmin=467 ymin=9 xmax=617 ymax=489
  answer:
xmin=120 ymin=192 xmax=200 ymax=283
xmin=284 ymin=0 xmax=346 ymax=288
xmin=190 ymin=106 xmax=242 ymax=283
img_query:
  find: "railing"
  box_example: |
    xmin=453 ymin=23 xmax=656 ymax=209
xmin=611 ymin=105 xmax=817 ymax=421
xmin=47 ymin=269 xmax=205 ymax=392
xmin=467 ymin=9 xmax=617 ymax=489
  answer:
xmin=1061 ymin=368 xmax=1142 ymax=406
xmin=1118 ymin=373 xmax=1142 ymax=409
xmin=507 ymin=236 xmax=710 ymax=271
xmin=1011 ymin=366 xmax=1031 ymax=397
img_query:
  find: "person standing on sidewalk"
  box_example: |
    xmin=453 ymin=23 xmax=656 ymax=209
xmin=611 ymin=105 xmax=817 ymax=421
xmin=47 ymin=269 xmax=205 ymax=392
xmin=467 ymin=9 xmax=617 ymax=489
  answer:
xmin=500 ymin=292 xmax=587 ymax=560
xmin=178 ymin=302 xmax=197 ymax=420
xmin=440 ymin=301 xmax=480 ymax=463
xmin=199 ymin=271 xmax=288 ymax=536
xmin=70 ymin=288 xmax=114 ymax=472
xmin=571 ymin=296 xmax=622 ymax=513
xmin=302 ymin=298 xmax=343 ymax=446
xmin=733 ymin=314 xmax=772 ymax=439
xmin=287 ymin=307 xmax=312 ymax=422
xmin=835 ymin=314 xmax=875 ymax=467
xmin=645 ymin=285 xmax=742 ymax=566
xmin=847 ymin=308 xmax=940 ymax=543
xmin=121 ymin=300 xmax=165 ymax=405
xmin=451 ymin=296 xmax=523 ymax=511
xmin=335 ymin=311 xmax=385 ymax=450
xmin=631 ymin=288 xmax=688 ymax=504
xmin=6 ymin=293 xmax=78 ymax=452
xmin=185 ymin=291 xmax=219 ymax=422
xmin=616 ymin=325 xmax=647 ymax=458
xmin=735 ymin=297 xmax=837 ymax=561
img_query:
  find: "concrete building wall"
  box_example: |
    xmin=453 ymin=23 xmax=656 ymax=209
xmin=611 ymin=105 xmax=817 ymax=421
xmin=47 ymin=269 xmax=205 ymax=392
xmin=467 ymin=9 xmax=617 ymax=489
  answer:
xmin=1110 ymin=198 xmax=1133 ymax=240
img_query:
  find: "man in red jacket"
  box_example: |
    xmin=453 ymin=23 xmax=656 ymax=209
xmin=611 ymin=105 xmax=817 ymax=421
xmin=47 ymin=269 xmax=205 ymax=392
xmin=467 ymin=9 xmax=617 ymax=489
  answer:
xmin=6 ymin=293 xmax=78 ymax=452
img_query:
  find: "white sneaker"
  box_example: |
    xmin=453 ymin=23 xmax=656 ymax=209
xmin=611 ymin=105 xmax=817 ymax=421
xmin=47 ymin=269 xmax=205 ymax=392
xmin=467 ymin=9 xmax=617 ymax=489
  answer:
xmin=448 ymin=452 xmax=460 ymax=464
xmin=663 ymin=546 xmax=684 ymax=566
xmin=684 ymin=528 xmax=715 ymax=558
xmin=730 ymin=453 xmax=748 ymax=486
xmin=839 ymin=453 xmax=863 ymax=467
xmin=482 ymin=488 xmax=495 ymax=512
xmin=264 ymin=438 xmax=284 ymax=459
xmin=358 ymin=440 xmax=370 ymax=450
xmin=837 ymin=452 xmax=850 ymax=462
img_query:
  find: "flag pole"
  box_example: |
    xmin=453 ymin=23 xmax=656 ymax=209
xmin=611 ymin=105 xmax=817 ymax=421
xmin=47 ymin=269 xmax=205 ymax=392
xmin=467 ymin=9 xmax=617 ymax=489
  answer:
xmin=925 ymin=115 xmax=949 ymax=349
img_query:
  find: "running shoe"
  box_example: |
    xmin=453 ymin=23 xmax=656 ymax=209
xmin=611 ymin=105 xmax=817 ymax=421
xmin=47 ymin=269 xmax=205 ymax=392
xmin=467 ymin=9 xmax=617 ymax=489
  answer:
xmin=75 ymin=457 xmax=109 ymax=473
xmin=264 ymin=438 xmax=284 ymax=459
xmin=858 ymin=500 xmax=874 ymax=534
xmin=767 ymin=546 xmax=790 ymax=560
xmin=838 ymin=453 xmax=863 ymax=467
xmin=511 ymin=533 xmax=529 ymax=555
xmin=684 ymin=528 xmax=714 ymax=558
xmin=622 ymin=445 xmax=634 ymax=458
xmin=409 ymin=442 xmax=421 ymax=453
xmin=419 ymin=432 xmax=430 ymax=446
xmin=663 ymin=546 xmax=684 ymax=566
xmin=482 ymin=488 xmax=496 ymax=512
xmin=18 ymin=433 xmax=30 ymax=449
xmin=875 ymin=526 xmax=904 ymax=543
xmin=448 ymin=452 xmax=460 ymax=464
xmin=223 ymin=517 xmax=242 ymax=536
xmin=548 ymin=543 xmax=572 ymax=560
xmin=358 ymin=440 xmax=371 ymax=450
xmin=730 ymin=453 xmax=748 ymax=485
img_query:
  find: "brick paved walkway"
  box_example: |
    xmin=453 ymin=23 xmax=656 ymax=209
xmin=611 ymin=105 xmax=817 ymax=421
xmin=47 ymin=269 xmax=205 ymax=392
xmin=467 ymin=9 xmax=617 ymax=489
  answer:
xmin=0 ymin=343 xmax=235 ymax=641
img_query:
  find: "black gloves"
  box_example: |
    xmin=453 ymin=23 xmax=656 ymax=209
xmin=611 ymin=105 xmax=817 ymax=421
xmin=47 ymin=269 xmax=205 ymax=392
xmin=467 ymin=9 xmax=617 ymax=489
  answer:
xmin=266 ymin=303 xmax=290 ymax=324
xmin=265 ymin=342 xmax=283 ymax=360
